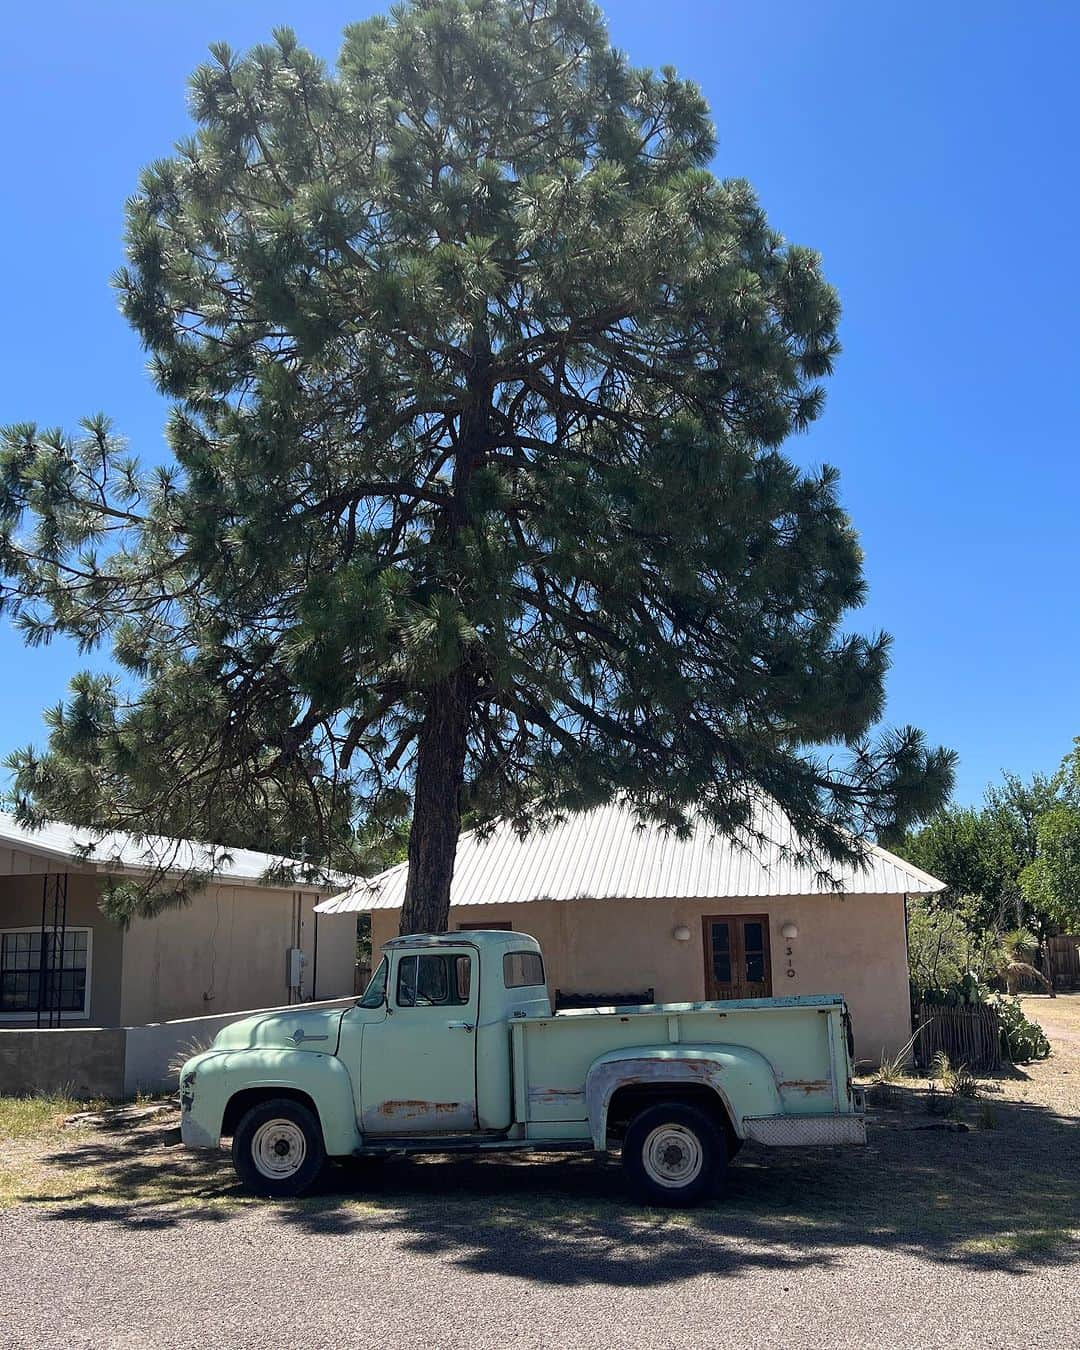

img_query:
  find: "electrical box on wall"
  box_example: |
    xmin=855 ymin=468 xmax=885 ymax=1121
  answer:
xmin=286 ymin=946 xmax=307 ymax=992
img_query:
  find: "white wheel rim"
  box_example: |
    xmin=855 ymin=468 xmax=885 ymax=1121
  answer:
xmin=641 ymin=1124 xmax=704 ymax=1188
xmin=251 ymin=1119 xmax=307 ymax=1179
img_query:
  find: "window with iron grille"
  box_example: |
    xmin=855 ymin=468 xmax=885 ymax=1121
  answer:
xmin=0 ymin=928 xmax=91 ymax=1018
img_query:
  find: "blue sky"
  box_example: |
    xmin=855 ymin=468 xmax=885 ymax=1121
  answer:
xmin=1 ymin=1 xmax=1077 ymax=808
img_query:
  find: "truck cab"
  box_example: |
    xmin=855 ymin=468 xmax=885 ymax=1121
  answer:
xmin=340 ymin=931 xmax=550 ymax=1135
xmin=180 ymin=929 xmax=865 ymax=1206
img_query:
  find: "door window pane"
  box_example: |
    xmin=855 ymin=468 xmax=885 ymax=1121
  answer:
xmin=743 ymin=921 xmax=766 ymax=984
xmin=710 ymin=923 xmax=732 ymax=985
xmin=416 ymin=955 xmax=449 ymax=1004
xmin=396 ymin=953 xmax=471 ymax=1008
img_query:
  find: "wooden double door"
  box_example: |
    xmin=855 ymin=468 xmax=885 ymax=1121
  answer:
xmin=703 ymin=915 xmax=772 ymax=1000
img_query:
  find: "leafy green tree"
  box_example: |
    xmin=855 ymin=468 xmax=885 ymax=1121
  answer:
xmin=0 ymin=1 xmax=953 ymax=933
xmin=1019 ymin=739 xmax=1080 ymax=932
xmin=898 ymin=807 xmax=993 ymax=907
xmin=899 ymin=752 xmax=1079 ymax=938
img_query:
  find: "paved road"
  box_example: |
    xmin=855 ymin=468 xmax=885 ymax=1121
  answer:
xmin=3 ymin=1195 xmax=1077 ymax=1350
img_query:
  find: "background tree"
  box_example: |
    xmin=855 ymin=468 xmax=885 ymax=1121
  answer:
xmin=1019 ymin=738 xmax=1080 ymax=932
xmin=0 ymin=0 xmax=953 ymax=933
xmin=899 ymin=745 xmax=1080 ymax=939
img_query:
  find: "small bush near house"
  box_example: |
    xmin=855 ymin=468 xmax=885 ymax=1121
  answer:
xmin=167 ymin=1036 xmax=216 ymax=1081
xmin=925 ymin=1084 xmax=954 ymax=1117
xmin=977 ymin=1100 xmax=998 ymax=1130
xmin=992 ymin=996 xmax=1051 ymax=1063
xmin=927 ymin=1051 xmax=980 ymax=1102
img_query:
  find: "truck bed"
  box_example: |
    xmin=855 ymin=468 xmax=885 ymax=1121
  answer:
xmin=512 ymin=994 xmax=851 ymax=1136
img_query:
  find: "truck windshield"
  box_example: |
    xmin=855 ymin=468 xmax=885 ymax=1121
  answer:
xmin=357 ymin=957 xmax=388 ymax=1009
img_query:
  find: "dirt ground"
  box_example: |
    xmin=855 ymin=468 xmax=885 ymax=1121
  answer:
xmin=1 ymin=995 xmax=1077 ymax=1348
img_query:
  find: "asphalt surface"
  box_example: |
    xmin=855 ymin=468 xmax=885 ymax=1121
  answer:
xmin=3 ymin=1195 xmax=1078 ymax=1350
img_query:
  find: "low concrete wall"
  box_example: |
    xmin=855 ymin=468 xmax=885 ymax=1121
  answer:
xmin=122 ymin=997 xmax=354 ymax=1096
xmin=0 ymin=1026 xmax=127 ymax=1098
xmin=0 ymin=998 xmax=354 ymax=1100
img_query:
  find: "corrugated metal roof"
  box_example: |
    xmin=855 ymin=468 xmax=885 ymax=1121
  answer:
xmin=316 ymin=801 xmax=945 ymax=913
xmin=0 ymin=811 xmax=346 ymax=893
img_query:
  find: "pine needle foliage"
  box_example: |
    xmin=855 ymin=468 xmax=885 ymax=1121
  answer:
xmin=0 ymin=2 xmax=954 ymax=930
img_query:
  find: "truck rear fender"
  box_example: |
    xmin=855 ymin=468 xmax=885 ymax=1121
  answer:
xmin=186 ymin=1048 xmax=361 ymax=1156
xmin=584 ymin=1046 xmax=783 ymax=1151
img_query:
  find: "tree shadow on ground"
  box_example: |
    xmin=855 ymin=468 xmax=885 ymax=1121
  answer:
xmin=25 ymin=1084 xmax=1080 ymax=1285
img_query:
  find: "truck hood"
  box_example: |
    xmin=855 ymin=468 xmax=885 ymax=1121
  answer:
xmin=212 ymin=1005 xmax=347 ymax=1054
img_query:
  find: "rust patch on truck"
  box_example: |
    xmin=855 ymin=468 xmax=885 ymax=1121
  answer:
xmin=528 ymin=1086 xmax=586 ymax=1110
xmin=365 ymin=1100 xmax=476 ymax=1131
xmin=778 ymin=1079 xmax=828 ymax=1094
xmin=376 ymin=1100 xmax=466 ymax=1118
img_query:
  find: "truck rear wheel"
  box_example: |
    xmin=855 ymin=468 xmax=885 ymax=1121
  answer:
xmin=622 ymin=1102 xmax=726 ymax=1207
xmin=232 ymin=1097 xmax=326 ymax=1198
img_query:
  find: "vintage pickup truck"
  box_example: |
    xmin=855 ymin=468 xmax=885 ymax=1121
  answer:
xmin=179 ymin=929 xmax=866 ymax=1205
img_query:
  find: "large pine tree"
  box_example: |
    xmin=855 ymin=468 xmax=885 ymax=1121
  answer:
xmin=0 ymin=0 xmax=953 ymax=931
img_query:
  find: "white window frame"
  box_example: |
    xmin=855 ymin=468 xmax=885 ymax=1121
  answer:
xmin=0 ymin=926 xmax=93 ymax=1022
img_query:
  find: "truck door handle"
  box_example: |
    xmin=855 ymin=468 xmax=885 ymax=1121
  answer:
xmin=446 ymin=1021 xmax=474 ymax=1033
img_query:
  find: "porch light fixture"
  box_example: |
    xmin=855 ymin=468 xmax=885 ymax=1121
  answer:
xmin=672 ymin=925 xmax=691 ymax=942
xmin=781 ymin=922 xmax=799 ymax=940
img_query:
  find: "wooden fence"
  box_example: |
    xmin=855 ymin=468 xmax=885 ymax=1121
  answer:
xmin=912 ymin=1003 xmax=1002 ymax=1071
xmin=1044 ymin=936 xmax=1080 ymax=990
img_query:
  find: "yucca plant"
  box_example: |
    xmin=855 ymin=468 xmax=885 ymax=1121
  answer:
xmin=991 ymin=928 xmax=1055 ymax=997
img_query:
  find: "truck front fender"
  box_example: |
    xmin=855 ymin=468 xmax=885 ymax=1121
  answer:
xmin=584 ymin=1045 xmax=783 ymax=1151
xmin=180 ymin=1048 xmax=361 ymax=1157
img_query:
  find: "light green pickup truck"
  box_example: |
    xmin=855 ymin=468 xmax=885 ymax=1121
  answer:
xmin=180 ymin=929 xmax=866 ymax=1205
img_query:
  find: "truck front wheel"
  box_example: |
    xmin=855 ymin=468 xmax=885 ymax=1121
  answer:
xmin=622 ymin=1102 xmax=726 ymax=1207
xmin=232 ymin=1097 xmax=326 ymax=1198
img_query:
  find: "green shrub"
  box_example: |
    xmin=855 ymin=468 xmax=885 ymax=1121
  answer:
xmin=991 ymin=996 xmax=1051 ymax=1063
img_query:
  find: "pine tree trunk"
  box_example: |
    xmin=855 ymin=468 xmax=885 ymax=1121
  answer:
xmin=399 ymin=667 xmax=473 ymax=934
xmin=399 ymin=349 xmax=489 ymax=936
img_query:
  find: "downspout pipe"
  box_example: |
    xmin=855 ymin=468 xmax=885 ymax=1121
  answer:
xmin=311 ymin=904 xmax=320 ymax=1002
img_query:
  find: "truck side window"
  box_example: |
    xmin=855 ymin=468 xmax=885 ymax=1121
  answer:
xmin=503 ymin=951 xmax=545 ymax=988
xmin=396 ymin=953 xmax=472 ymax=1007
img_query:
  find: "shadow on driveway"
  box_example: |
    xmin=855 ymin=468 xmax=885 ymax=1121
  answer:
xmin=26 ymin=1083 xmax=1080 ymax=1284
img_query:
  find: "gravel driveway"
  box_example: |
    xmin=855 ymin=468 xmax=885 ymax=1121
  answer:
xmin=3 ymin=996 xmax=1078 ymax=1350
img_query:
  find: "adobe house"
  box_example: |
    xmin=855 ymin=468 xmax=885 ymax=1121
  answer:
xmin=319 ymin=802 xmax=945 ymax=1060
xmin=0 ymin=812 xmax=356 ymax=1032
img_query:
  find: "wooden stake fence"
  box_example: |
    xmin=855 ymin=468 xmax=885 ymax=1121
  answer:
xmin=912 ymin=1003 xmax=1002 ymax=1071
xmin=1044 ymin=936 xmax=1080 ymax=990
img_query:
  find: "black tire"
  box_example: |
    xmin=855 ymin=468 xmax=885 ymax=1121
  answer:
xmin=621 ymin=1101 xmax=726 ymax=1207
xmin=232 ymin=1097 xmax=326 ymax=1198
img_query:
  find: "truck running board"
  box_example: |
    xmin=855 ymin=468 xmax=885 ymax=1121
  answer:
xmin=353 ymin=1136 xmax=594 ymax=1156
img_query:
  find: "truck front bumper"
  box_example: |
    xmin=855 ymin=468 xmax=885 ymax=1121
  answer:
xmin=742 ymin=1111 xmax=867 ymax=1147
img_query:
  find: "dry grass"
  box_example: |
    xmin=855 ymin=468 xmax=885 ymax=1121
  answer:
xmin=0 ymin=1093 xmax=109 ymax=1209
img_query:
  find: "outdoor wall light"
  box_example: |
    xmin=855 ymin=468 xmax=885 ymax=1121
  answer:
xmin=781 ymin=922 xmax=799 ymax=940
xmin=672 ymin=925 xmax=691 ymax=942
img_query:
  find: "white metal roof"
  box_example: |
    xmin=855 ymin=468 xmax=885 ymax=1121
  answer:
xmin=0 ymin=811 xmax=346 ymax=893
xmin=316 ymin=800 xmax=945 ymax=913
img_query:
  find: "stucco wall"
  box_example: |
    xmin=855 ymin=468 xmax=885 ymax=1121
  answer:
xmin=370 ymin=892 xmax=912 ymax=1060
xmin=120 ymin=886 xmax=357 ymax=1026
xmin=0 ymin=872 xmax=124 ymax=1026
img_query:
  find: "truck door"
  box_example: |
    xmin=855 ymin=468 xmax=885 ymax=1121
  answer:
xmin=359 ymin=947 xmax=479 ymax=1135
